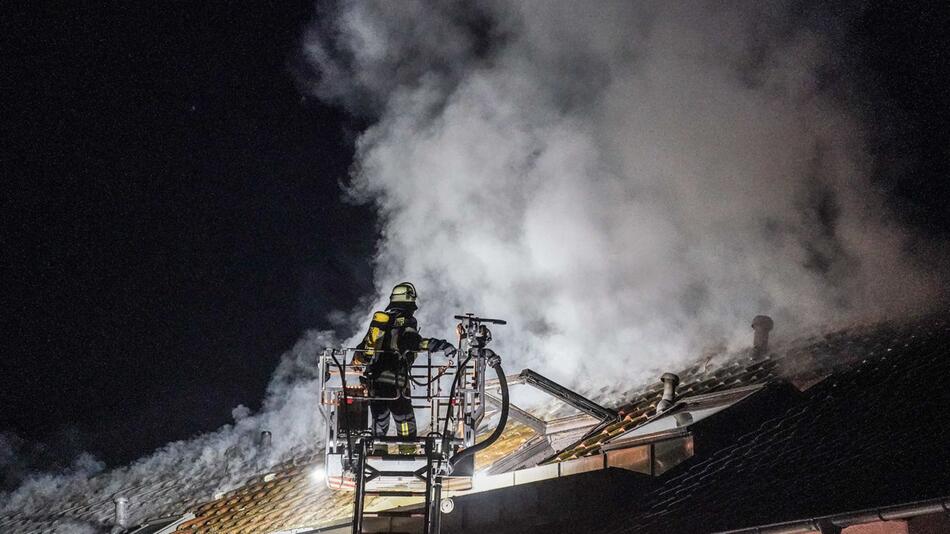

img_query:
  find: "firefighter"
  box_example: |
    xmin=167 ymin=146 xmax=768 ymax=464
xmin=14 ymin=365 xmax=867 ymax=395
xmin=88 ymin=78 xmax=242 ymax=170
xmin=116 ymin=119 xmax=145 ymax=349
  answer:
xmin=353 ymin=282 xmax=455 ymax=452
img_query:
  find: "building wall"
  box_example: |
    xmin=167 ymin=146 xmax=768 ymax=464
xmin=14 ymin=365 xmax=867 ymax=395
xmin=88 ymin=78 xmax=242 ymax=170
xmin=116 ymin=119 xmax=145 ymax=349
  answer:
xmin=842 ymin=520 xmax=909 ymax=534
xmin=907 ymin=513 xmax=950 ymax=534
xmin=832 ymin=514 xmax=950 ymax=534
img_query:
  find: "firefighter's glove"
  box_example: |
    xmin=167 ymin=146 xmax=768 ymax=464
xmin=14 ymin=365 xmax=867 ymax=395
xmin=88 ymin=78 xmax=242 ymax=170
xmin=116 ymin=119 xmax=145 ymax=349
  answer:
xmin=427 ymin=338 xmax=457 ymax=358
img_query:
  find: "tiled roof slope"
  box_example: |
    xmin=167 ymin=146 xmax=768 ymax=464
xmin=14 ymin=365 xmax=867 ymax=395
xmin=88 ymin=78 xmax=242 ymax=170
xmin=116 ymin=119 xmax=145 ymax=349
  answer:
xmin=547 ymin=318 xmax=896 ymax=463
xmin=599 ymin=313 xmax=950 ymax=534
xmin=168 ymin=316 xmax=925 ymax=534
xmin=0 ymin=406 xmax=539 ymax=533
xmin=7 ymin=314 xmax=944 ymax=534
xmin=174 ymin=456 xmax=353 ymax=534
xmin=171 ymin=423 xmax=539 ymax=534
xmin=0 ymin=445 xmax=313 ymax=534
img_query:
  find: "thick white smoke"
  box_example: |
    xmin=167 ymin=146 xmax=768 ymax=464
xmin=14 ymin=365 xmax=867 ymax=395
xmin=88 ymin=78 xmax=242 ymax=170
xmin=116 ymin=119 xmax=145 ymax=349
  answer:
xmin=5 ymin=2 xmax=946 ymax=527
xmin=305 ymin=1 xmax=945 ymax=392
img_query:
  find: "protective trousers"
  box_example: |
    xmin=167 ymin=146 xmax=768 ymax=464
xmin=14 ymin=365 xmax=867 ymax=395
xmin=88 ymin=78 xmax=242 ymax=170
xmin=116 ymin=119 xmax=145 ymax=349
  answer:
xmin=369 ymin=383 xmax=416 ymax=438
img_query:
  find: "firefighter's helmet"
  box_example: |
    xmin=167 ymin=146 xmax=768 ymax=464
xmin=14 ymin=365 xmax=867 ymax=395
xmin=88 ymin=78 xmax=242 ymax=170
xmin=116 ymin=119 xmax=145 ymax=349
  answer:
xmin=389 ymin=282 xmax=417 ymax=305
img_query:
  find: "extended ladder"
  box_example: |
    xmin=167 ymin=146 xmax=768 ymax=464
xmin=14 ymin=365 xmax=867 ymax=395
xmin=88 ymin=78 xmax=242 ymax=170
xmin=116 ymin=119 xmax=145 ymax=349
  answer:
xmin=351 ymin=436 xmax=443 ymax=534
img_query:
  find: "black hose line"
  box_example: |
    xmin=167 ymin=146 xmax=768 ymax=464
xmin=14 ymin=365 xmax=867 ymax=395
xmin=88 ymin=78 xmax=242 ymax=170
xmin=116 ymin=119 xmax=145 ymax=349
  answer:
xmin=328 ymin=350 xmax=355 ymax=468
xmin=439 ymin=351 xmax=474 ymax=458
xmin=448 ymin=351 xmax=508 ymax=472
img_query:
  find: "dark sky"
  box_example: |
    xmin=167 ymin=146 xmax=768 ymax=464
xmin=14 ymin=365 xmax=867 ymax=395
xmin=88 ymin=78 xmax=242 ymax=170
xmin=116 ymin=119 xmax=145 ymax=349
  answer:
xmin=1 ymin=1 xmax=375 ymax=473
xmin=1 ymin=1 xmax=949 ymax=480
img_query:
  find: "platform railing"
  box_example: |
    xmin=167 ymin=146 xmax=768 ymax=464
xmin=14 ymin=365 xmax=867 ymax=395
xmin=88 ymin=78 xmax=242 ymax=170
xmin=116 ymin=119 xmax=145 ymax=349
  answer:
xmin=318 ymin=347 xmax=484 ymax=466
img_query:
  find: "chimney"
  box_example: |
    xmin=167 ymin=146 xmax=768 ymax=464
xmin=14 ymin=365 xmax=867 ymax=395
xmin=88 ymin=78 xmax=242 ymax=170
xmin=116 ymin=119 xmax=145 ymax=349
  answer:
xmin=656 ymin=372 xmax=680 ymax=414
xmin=260 ymin=430 xmax=272 ymax=450
xmin=113 ymin=496 xmax=129 ymax=529
xmin=751 ymin=315 xmax=774 ymax=355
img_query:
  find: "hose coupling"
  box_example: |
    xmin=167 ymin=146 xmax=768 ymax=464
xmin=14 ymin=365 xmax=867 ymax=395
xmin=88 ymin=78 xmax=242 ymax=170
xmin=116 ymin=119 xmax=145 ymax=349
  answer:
xmin=485 ymin=349 xmax=502 ymax=369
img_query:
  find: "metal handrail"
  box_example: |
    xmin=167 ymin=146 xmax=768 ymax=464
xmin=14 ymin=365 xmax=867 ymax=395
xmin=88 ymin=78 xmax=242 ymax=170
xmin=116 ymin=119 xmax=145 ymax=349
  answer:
xmin=319 ymin=347 xmax=481 ymax=449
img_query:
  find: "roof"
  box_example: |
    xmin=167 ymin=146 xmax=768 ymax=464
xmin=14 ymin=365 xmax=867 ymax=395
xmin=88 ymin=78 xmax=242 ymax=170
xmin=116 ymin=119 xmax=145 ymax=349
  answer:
xmin=5 ymin=313 xmax=949 ymax=533
xmin=544 ymin=316 xmax=895 ymax=463
xmin=173 ymin=456 xmax=351 ymax=533
xmin=440 ymin=312 xmax=950 ymax=533
xmin=611 ymin=314 xmax=950 ymax=533
xmin=0 ymin=444 xmax=320 ymax=534
xmin=168 ymin=422 xmax=539 ymax=534
xmin=546 ymin=353 xmax=782 ymax=463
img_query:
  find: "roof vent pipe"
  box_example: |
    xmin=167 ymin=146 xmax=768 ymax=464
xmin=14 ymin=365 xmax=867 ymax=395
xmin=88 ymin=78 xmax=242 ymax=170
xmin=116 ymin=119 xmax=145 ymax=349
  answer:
xmin=656 ymin=373 xmax=680 ymax=414
xmin=751 ymin=315 xmax=774 ymax=355
xmin=113 ymin=496 xmax=129 ymax=529
xmin=260 ymin=430 xmax=272 ymax=450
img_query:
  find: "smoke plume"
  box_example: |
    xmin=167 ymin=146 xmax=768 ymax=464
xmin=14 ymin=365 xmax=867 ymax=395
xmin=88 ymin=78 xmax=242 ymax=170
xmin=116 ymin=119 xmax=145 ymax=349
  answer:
xmin=4 ymin=2 xmax=946 ymax=528
xmin=303 ymin=0 xmax=944 ymax=391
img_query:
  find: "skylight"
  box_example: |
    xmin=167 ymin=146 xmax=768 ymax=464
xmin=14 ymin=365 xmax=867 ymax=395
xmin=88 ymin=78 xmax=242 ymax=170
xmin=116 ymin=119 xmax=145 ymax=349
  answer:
xmin=607 ymin=384 xmax=763 ymax=448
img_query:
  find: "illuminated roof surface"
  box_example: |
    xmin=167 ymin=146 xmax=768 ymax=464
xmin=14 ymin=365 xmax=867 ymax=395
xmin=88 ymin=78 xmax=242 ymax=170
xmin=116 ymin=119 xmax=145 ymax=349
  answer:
xmin=4 ymin=313 xmax=948 ymax=533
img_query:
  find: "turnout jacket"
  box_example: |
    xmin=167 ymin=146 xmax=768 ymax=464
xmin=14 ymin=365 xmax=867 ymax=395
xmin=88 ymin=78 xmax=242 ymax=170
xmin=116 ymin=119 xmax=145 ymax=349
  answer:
xmin=353 ymin=307 xmax=429 ymax=388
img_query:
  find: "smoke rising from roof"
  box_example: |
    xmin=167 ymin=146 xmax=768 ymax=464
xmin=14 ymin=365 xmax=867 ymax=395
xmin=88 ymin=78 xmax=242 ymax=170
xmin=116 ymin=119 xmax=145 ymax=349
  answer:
xmin=303 ymin=0 xmax=945 ymax=391
xmin=3 ymin=2 xmax=946 ymax=528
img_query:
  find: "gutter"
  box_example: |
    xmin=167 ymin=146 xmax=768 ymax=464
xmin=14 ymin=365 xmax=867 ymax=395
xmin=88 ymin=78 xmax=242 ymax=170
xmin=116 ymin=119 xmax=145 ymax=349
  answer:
xmin=715 ymin=496 xmax=950 ymax=534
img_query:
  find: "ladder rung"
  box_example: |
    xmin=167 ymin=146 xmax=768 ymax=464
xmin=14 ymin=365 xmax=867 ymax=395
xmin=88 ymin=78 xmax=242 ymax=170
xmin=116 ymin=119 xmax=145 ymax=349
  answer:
xmin=370 ymin=436 xmax=431 ymax=443
xmin=374 ymin=470 xmax=420 ymax=477
xmin=363 ymin=510 xmax=425 ymax=518
xmin=365 ymin=490 xmax=426 ymax=497
xmin=366 ymin=453 xmax=429 ymax=460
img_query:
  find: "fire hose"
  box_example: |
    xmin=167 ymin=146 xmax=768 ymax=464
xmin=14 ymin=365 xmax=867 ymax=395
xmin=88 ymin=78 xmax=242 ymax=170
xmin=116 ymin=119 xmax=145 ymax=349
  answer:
xmin=448 ymin=349 xmax=508 ymax=472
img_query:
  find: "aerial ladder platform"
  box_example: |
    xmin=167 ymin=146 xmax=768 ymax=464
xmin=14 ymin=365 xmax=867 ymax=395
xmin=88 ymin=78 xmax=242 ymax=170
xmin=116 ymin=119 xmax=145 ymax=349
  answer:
xmin=318 ymin=314 xmax=511 ymax=534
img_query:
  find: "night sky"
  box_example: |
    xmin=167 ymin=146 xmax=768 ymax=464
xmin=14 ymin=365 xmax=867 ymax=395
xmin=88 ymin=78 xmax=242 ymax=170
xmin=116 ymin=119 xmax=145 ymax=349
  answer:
xmin=1 ymin=1 xmax=376 ymax=474
xmin=2 ymin=1 xmax=950 ymax=481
